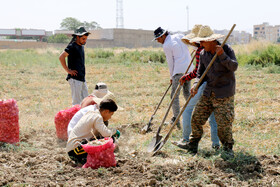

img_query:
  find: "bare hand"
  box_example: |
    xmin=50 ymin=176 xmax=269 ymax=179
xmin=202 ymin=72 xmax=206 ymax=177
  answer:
xmin=216 ymin=45 xmax=224 ymax=56
xmin=179 ymin=76 xmax=186 ymax=85
xmin=68 ymin=69 xmax=78 ymax=76
xmin=190 ymin=86 xmax=198 ymax=97
xmin=170 ymin=79 xmax=172 ymax=84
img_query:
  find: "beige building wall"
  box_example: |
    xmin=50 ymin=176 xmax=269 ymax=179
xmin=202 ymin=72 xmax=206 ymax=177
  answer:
xmin=253 ymin=22 xmax=280 ymax=42
xmin=0 ymin=40 xmax=47 ymax=49
xmin=87 ymin=28 xmax=161 ymax=48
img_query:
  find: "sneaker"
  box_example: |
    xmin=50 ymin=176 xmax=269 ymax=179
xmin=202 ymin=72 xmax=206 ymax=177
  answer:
xmin=172 ymin=141 xmax=189 ymax=150
xmin=172 ymin=139 xmax=189 ymax=147
xmin=212 ymin=145 xmax=220 ymax=151
xmin=163 ymin=117 xmax=175 ymax=126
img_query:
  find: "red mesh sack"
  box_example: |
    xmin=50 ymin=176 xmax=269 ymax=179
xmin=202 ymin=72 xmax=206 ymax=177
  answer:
xmin=82 ymin=137 xmax=116 ymax=169
xmin=0 ymin=99 xmax=19 ymax=144
xmin=54 ymin=105 xmax=80 ymax=140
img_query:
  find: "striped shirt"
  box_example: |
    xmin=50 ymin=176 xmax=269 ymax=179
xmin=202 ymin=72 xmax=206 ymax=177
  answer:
xmin=182 ymin=46 xmax=204 ymax=81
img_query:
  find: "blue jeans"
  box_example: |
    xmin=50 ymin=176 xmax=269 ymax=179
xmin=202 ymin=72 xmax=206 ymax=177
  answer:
xmin=182 ymin=82 xmax=220 ymax=147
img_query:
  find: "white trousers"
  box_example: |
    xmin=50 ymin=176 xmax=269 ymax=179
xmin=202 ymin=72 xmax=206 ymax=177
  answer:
xmin=68 ymin=78 xmax=89 ymax=106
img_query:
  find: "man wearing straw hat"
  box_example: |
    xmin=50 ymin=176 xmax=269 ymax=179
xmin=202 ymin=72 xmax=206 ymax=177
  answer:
xmin=185 ymin=25 xmax=238 ymax=160
xmin=59 ymin=26 xmax=91 ymax=106
xmin=153 ymin=27 xmax=193 ymax=129
xmin=172 ymin=25 xmax=220 ymax=150
xmin=66 ymin=93 xmax=121 ymax=165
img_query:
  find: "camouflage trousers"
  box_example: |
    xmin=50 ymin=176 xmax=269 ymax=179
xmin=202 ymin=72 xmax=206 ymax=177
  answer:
xmin=190 ymin=92 xmax=235 ymax=149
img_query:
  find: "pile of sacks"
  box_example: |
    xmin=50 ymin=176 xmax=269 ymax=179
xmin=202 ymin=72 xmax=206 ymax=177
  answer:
xmin=54 ymin=105 xmax=81 ymax=140
xmin=0 ymin=99 xmax=19 ymax=143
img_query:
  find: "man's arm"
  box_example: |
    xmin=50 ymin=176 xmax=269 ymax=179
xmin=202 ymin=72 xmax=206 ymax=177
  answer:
xmin=80 ymin=96 xmax=95 ymax=108
xmin=216 ymin=45 xmax=238 ymax=72
xmin=163 ymin=46 xmax=174 ymax=80
xmin=94 ymin=116 xmax=116 ymax=137
xmin=59 ymin=51 xmax=78 ymax=76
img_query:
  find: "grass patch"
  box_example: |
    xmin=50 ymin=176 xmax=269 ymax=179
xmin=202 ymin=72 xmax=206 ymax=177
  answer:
xmin=235 ymin=41 xmax=280 ymax=70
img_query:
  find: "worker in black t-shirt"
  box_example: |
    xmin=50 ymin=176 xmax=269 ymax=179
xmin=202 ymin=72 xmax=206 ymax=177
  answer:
xmin=59 ymin=27 xmax=91 ymax=105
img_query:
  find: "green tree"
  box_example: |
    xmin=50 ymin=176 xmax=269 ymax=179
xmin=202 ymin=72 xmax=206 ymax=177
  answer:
xmin=60 ymin=17 xmax=101 ymax=31
xmin=48 ymin=34 xmax=69 ymax=43
xmin=60 ymin=17 xmax=82 ymax=30
xmin=83 ymin=21 xmax=101 ymax=30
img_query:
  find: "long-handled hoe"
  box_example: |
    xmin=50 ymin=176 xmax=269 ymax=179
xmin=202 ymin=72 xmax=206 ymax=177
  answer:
xmin=140 ymin=83 xmax=172 ymax=134
xmin=147 ymin=51 xmax=196 ymax=152
xmin=149 ymin=24 xmax=236 ymax=155
xmin=141 ymin=50 xmax=195 ymax=134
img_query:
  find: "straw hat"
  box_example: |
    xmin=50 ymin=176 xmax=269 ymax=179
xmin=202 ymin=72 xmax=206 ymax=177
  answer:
xmin=190 ymin=25 xmax=224 ymax=43
xmin=181 ymin=24 xmax=202 ymax=46
xmin=91 ymin=82 xmax=111 ymax=98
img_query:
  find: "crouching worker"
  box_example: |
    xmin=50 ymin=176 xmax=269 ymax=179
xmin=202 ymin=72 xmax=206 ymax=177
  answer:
xmin=66 ymin=99 xmax=120 ymax=165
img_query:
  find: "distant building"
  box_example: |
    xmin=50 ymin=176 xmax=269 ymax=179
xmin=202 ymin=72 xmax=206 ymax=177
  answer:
xmin=53 ymin=30 xmax=74 ymax=37
xmin=54 ymin=28 xmax=161 ymax=48
xmin=87 ymin=28 xmax=161 ymax=48
xmin=253 ymin=22 xmax=280 ymax=42
xmin=0 ymin=28 xmax=52 ymax=41
xmin=214 ymin=29 xmax=252 ymax=44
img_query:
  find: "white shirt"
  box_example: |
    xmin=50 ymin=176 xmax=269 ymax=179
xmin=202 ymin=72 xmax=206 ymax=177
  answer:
xmin=163 ymin=34 xmax=193 ymax=78
xmin=67 ymin=105 xmax=97 ymax=136
xmin=66 ymin=108 xmax=115 ymax=152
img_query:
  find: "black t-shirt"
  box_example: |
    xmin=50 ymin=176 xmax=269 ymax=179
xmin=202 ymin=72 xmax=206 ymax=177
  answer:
xmin=65 ymin=42 xmax=85 ymax=82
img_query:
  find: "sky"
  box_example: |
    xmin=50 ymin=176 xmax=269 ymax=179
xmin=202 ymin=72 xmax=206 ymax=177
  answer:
xmin=1 ymin=0 xmax=279 ymax=34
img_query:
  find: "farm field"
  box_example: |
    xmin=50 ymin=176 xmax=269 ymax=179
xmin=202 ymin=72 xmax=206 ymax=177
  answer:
xmin=0 ymin=47 xmax=279 ymax=186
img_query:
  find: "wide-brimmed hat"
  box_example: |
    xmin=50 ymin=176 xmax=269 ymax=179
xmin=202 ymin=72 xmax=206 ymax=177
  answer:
xmin=190 ymin=25 xmax=224 ymax=43
xmin=152 ymin=27 xmax=167 ymax=41
xmin=72 ymin=26 xmax=91 ymax=37
xmin=91 ymin=82 xmax=111 ymax=98
xmin=93 ymin=92 xmax=124 ymax=111
xmin=181 ymin=24 xmax=202 ymax=46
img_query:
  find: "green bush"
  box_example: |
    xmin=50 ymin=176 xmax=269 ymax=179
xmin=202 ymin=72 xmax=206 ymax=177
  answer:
xmin=247 ymin=45 xmax=280 ymax=66
xmin=87 ymin=49 xmax=114 ymax=59
xmin=87 ymin=49 xmax=166 ymax=64
xmin=118 ymin=50 xmax=165 ymax=63
xmin=48 ymin=34 xmax=70 ymax=43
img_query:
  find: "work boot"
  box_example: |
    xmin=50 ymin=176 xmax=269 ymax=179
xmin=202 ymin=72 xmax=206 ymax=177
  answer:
xmin=175 ymin=140 xmax=199 ymax=155
xmin=187 ymin=141 xmax=199 ymax=155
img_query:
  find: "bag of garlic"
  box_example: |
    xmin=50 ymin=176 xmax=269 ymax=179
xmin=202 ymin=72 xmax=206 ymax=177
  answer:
xmin=0 ymin=99 xmax=19 ymax=144
xmin=54 ymin=105 xmax=80 ymax=140
xmin=82 ymin=137 xmax=116 ymax=169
